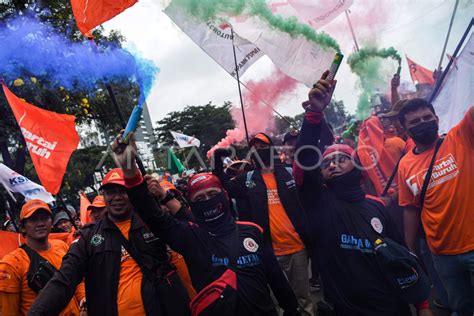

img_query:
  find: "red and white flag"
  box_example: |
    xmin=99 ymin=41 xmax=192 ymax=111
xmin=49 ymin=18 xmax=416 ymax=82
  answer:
xmin=2 ymin=84 xmax=80 ymax=194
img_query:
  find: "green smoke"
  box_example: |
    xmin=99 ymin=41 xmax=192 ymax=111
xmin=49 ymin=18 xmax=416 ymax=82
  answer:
xmin=347 ymin=47 xmax=401 ymax=119
xmin=173 ymin=0 xmax=340 ymax=52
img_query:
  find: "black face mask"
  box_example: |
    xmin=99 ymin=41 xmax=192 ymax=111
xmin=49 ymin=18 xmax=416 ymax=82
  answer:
xmin=251 ymin=148 xmax=272 ymax=169
xmin=408 ymin=120 xmax=438 ymax=145
xmin=189 ymin=192 xmax=235 ymax=235
xmin=325 ymin=168 xmax=365 ymax=202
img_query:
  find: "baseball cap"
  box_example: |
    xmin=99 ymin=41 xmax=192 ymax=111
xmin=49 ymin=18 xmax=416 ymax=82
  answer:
xmin=249 ymin=133 xmax=272 ymax=147
xmin=99 ymin=168 xmax=125 ymax=190
xmin=283 ymin=130 xmax=299 ymax=144
xmin=87 ymin=195 xmax=106 ymax=211
xmin=381 ymin=99 xmax=409 ymax=118
xmin=53 ymin=211 xmax=72 ymax=226
xmin=374 ymin=238 xmax=430 ymax=304
xmin=20 ymin=199 xmax=52 ymax=221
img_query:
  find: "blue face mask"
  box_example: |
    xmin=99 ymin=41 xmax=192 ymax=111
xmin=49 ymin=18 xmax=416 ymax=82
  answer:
xmin=189 ymin=192 xmax=235 ymax=235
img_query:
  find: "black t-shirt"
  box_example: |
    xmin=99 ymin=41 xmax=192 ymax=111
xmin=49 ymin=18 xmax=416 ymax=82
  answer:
xmin=311 ymin=189 xmax=410 ymax=316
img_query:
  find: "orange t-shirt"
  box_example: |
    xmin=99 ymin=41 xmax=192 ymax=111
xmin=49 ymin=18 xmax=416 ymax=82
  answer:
xmin=0 ymin=239 xmax=81 ymax=316
xmin=398 ymin=111 xmax=474 ymax=255
xmin=404 ymin=137 xmax=416 ymax=153
xmin=115 ymin=220 xmax=146 ymax=316
xmin=262 ymin=173 xmax=305 ymax=256
xmin=384 ymin=136 xmax=405 ymax=162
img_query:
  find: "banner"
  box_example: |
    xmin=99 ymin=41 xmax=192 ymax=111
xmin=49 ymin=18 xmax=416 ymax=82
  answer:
xmin=432 ymin=33 xmax=474 ymax=134
xmin=71 ymin=0 xmax=137 ymax=36
xmin=406 ymin=56 xmax=435 ymax=85
xmin=170 ymin=131 xmax=201 ymax=148
xmin=2 ymin=84 xmax=80 ymax=194
xmin=269 ymin=0 xmax=353 ymax=29
xmin=0 ymin=163 xmax=55 ymax=203
xmin=229 ymin=16 xmax=336 ymax=87
xmin=164 ymin=2 xmax=264 ymax=78
xmin=357 ymin=116 xmax=398 ymax=196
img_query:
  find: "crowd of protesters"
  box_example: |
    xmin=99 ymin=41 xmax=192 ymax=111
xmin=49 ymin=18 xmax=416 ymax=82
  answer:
xmin=0 ymin=68 xmax=472 ymax=316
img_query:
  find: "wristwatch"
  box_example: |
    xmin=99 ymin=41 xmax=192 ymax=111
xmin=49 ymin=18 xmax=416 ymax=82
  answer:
xmin=160 ymin=191 xmax=176 ymax=205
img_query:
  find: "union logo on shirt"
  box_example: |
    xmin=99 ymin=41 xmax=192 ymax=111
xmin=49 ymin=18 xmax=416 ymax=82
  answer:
xmin=406 ymin=153 xmax=460 ymax=196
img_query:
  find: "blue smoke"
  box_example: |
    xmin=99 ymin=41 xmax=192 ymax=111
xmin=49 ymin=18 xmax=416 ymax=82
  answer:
xmin=0 ymin=17 xmax=159 ymax=105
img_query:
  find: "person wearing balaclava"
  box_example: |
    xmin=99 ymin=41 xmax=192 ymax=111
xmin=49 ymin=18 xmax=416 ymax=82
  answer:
xmin=397 ymin=99 xmax=474 ymax=316
xmin=294 ymin=72 xmax=432 ymax=316
xmin=107 ymin=132 xmax=300 ymax=316
xmin=213 ymin=133 xmax=315 ymax=316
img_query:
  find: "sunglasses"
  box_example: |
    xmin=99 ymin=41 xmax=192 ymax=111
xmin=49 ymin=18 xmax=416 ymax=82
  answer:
xmin=321 ymin=155 xmax=351 ymax=170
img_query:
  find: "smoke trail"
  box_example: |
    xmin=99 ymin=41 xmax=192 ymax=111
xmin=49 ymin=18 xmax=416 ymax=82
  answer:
xmin=347 ymin=47 xmax=401 ymax=118
xmin=0 ymin=17 xmax=158 ymax=105
xmin=173 ymin=0 xmax=340 ymax=52
xmin=207 ymin=68 xmax=298 ymax=158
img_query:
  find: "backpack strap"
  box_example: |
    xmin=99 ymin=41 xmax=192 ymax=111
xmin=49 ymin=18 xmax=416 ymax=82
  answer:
xmin=20 ymin=244 xmax=58 ymax=293
xmin=419 ymin=137 xmax=444 ymax=210
xmin=381 ymin=155 xmax=403 ymax=197
xmin=285 ymin=166 xmax=293 ymax=176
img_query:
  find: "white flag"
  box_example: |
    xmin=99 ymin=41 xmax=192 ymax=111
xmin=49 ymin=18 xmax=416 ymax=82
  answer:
xmin=0 ymin=163 xmax=55 ymax=203
xmin=283 ymin=0 xmax=353 ymax=29
xmin=164 ymin=1 xmax=264 ymax=78
xmin=230 ymin=15 xmax=336 ymax=87
xmin=432 ymin=33 xmax=474 ymax=134
xmin=170 ymin=131 xmax=201 ymax=148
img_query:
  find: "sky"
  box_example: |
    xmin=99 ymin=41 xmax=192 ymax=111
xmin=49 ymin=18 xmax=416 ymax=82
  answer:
xmin=103 ymin=0 xmax=474 ymax=126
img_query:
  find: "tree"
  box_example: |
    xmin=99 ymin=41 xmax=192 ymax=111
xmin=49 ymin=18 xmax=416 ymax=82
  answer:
xmin=0 ymin=0 xmax=137 ymax=179
xmin=324 ymin=100 xmax=352 ymax=131
xmin=155 ymin=102 xmax=235 ymax=154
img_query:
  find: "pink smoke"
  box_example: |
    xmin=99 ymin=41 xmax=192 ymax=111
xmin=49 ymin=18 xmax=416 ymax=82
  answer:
xmin=207 ymin=68 xmax=298 ymax=158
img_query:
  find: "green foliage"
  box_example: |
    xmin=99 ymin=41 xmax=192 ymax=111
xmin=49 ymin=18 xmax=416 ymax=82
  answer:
xmin=155 ymin=102 xmax=235 ymax=153
xmin=59 ymin=146 xmax=115 ymax=201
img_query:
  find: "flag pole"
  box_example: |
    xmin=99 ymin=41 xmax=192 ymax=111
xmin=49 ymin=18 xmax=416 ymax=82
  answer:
xmin=0 ymin=182 xmax=19 ymax=232
xmin=231 ymin=27 xmax=250 ymax=146
xmin=105 ymin=84 xmax=147 ymax=175
xmin=345 ymin=10 xmax=359 ymax=52
xmin=430 ymin=18 xmax=474 ymax=102
xmin=437 ymin=0 xmax=460 ymax=70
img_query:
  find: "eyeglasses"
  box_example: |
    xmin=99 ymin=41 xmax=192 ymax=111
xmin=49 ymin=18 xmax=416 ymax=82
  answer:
xmin=321 ymin=155 xmax=351 ymax=169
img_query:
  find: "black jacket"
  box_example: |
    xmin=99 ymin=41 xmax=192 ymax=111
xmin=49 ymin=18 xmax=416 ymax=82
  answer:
xmin=295 ymin=112 xmax=411 ymax=316
xmin=214 ymin=162 xmax=312 ymax=250
xmin=28 ymin=213 xmax=190 ymax=316
xmin=126 ymin=181 xmax=299 ymax=316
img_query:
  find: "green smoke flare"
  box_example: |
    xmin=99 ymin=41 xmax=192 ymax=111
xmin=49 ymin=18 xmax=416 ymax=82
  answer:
xmin=173 ymin=0 xmax=340 ymax=52
xmin=347 ymin=47 xmax=401 ymax=119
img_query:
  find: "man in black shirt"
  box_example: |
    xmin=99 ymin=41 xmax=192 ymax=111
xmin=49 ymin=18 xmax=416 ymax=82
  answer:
xmin=294 ymin=71 xmax=432 ymax=316
xmin=110 ymin=133 xmax=300 ymax=316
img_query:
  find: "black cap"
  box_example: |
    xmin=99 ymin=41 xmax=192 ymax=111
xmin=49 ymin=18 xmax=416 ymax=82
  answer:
xmin=374 ymin=238 xmax=430 ymax=304
xmin=283 ymin=130 xmax=299 ymax=144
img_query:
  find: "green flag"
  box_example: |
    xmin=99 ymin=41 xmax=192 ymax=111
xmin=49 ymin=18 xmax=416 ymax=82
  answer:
xmin=168 ymin=148 xmax=185 ymax=175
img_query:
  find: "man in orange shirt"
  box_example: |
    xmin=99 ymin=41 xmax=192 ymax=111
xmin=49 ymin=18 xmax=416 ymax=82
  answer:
xmin=0 ymin=199 xmax=84 ymax=316
xmin=213 ymin=133 xmax=315 ymax=315
xmin=28 ymin=168 xmax=190 ymax=316
xmin=397 ymin=98 xmax=474 ymax=315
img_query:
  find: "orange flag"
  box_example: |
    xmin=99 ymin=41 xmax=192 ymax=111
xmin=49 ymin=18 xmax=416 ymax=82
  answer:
xmin=406 ymin=56 xmax=435 ymax=85
xmin=71 ymin=0 xmax=138 ymax=36
xmin=357 ymin=116 xmax=398 ymax=196
xmin=0 ymin=231 xmax=75 ymax=259
xmin=2 ymin=84 xmax=80 ymax=194
xmin=80 ymin=192 xmax=93 ymax=224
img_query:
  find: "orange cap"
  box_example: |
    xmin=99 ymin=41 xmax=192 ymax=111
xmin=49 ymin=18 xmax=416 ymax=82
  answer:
xmin=249 ymin=133 xmax=272 ymax=147
xmin=160 ymin=180 xmax=177 ymax=192
xmin=20 ymin=199 xmax=52 ymax=221
xmin=99 ymin=168 xmax=125 ymax=190
xmin=87 ymin=195 xmax=106 ymax=211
